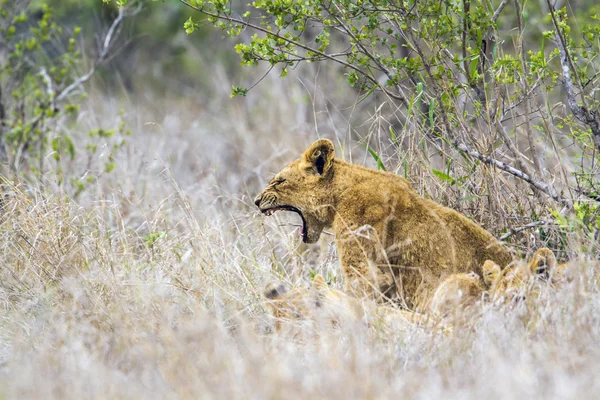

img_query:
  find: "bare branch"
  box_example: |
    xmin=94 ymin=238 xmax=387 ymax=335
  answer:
xmin=515 ymin=0 xmax=542 ymax=177
xmin=548 ymin=1 xmax=600 ymax=151
xmin=491 ymin=0 xmax=510 ymax=24
xmin=39 ymin=68 xmax=56 ymax=111
xmin=56 ymin=5 xmax=134 ymax=102
xmin=499 ymin=220 xmax=556 ymax=241
xmin=453 ymin=140 xmax=572 ymax=206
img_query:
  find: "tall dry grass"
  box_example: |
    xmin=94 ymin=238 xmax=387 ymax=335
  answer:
xmin=1 ymin=64 xmax=599 ymax=399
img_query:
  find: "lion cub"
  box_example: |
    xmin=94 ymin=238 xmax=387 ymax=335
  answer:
xmin=255 ymin=139 xmax=512 ymax=308
xmin=264 ymin=274 xmax=428 ymax=336
xmin=482 ymin=247 xmax=569 ymax=302
xmin=429 ymin=272 xmax=485 ymax=316
xmin=429 ymin=248 xmax=569 ymax=312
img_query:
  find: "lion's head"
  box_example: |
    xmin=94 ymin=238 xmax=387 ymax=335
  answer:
xmin=263 ymin=275 xmax=337 ymax=334
xmin=254 ymin=139 xmax=336 ymax=243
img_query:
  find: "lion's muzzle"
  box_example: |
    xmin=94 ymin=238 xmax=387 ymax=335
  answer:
xmin=254 ymin=193 xmax=263 ymax=208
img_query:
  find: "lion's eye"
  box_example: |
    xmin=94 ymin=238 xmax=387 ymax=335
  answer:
xmin=272 ymin=178 xmax=286 ymax=186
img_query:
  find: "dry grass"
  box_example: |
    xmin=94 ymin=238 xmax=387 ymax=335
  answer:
xmin=1 ymin=68 xmax=599 ymax=399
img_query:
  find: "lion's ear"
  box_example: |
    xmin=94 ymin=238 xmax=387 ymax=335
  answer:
xmin=303 ymin=139 xmax=335 ymax=176
xmin=264 ymin=282 xmax=287 ymax=299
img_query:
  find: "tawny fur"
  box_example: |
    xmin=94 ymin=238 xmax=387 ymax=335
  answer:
xmin=430 ymin=248 xmax=569 ymax=312
xmin=482 ymin=248 xmax=569 ymax=302
xmin=429 ymin=272 xmax=484 ymax=316
xmin=263 ymin=275 xmax=428 ymax=336
xmin=255 ymin=139 xmax=512 ymax=309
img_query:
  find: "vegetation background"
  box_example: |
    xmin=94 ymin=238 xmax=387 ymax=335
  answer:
xmin=0 ymin=0 xmax=599 ymax=398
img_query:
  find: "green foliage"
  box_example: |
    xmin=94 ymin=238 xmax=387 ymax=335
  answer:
xmin=146 ymin=0 xmax=599 ymax=153
xmin=230 ymin=86 xmax=249 ymax=97
xmin=0 ymin=2 xmax=81 ymax=170
xmin=432 ymin=169 xmax=457 ymax=186
xmin=0 ymin=1 xmax=127 ymax=194
xmin=362 ymin=143 xmax=386 ymax=171
xmin=145 ymin=231 xmax=166 ymax=249
xmin=552 ymin=202 xmax=600 ymax=251
xmin=309 ymin=268 xmax=337 ymax=286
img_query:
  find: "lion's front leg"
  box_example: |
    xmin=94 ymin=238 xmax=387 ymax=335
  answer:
xmin=336 ymin=236 xmax=396 ymax=303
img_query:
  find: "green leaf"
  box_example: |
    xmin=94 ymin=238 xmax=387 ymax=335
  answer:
xmin=230 ymin=86 xmax=248 ymax=97
xmin=432 ymin=168 xmax=456 ymax=185
xmin=389 ymin=125 xmax=397 ymax=144
xmin=357 ymin=87 xmax=375 ymax=104
xmin=429 ymin=99 xmax=436 ymax=128
xmin=145 ymin=232 xmax=166 ymax=249
xmin=184 ymin=17 xmax=198 ymax=35
xmin=415 ymin=82 xmax=423 ymax=113
xmin=407 ymin=94 xmax=415 ymax=119
xmin=64 ymin=135 xmax=76 ymax=160
xmin=362 ymin=144 xmax=386 ymax=171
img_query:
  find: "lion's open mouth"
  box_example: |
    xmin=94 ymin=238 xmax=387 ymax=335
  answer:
xmin=261 ymin=205 xmax=308 ymax=243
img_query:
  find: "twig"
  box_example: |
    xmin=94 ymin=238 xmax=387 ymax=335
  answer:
xmin=56 ymin=5 xmax=133 ymax=102
xmin=491 ymin=0 xmax=510 ymax=23
xmin=515 ymin=0 xmax=542 ymax=177
xmin=499 ymin=220 xmax=556 ymax=241
xmin=0 ymin=85 xmax=6 ymax=159
xmin=583 ymin=71 xmax=600 ymax=89
xmin=453 ymin=140 xmax=572 ymax=206
xmin=39 ymin=68 xmax=56 ymax=111
xmin=572 ymin=186 xmax=600 ymax=201
xmin=495 ymin=116 xmax=533 ymax=178
xmin=247 ymin=65 xmax=275 ymax=92
xmin=548 ymin=1 xmax=600 ymax=152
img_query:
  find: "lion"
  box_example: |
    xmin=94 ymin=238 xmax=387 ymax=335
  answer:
xmin=429 ymin=272 xmax=485 ymax=316
xmin=482 ymin=247 xmax=569 ymax=303
xmin=263 ymin=274 xmax=430 ymax=336
xmin=429 ymin=248 xmax=568 ymax=314
xmin=527 ymin=247 xmax=571 ymax=283
xmin=254 ymin=139 xmax=512 ymax=309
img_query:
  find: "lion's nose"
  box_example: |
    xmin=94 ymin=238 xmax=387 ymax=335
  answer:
xmin=254 ymin=194 xmax=262 ymax=208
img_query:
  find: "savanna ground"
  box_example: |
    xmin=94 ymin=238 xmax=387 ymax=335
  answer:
xmin=1 ymin=1 xmax=600 ymax=398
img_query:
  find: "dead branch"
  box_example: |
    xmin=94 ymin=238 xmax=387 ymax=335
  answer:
xmin=548 ymin=0 xmax=600 ymax=152
xmin=56 ymin=4 xmax=140 ymax=102
xmin=499 ymin=220 xmax=556 ymax=241
xmin=515 ymin=0 xmax=542 ymax=177
xmin=453 ymin=140 xmax=572 ymax=206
